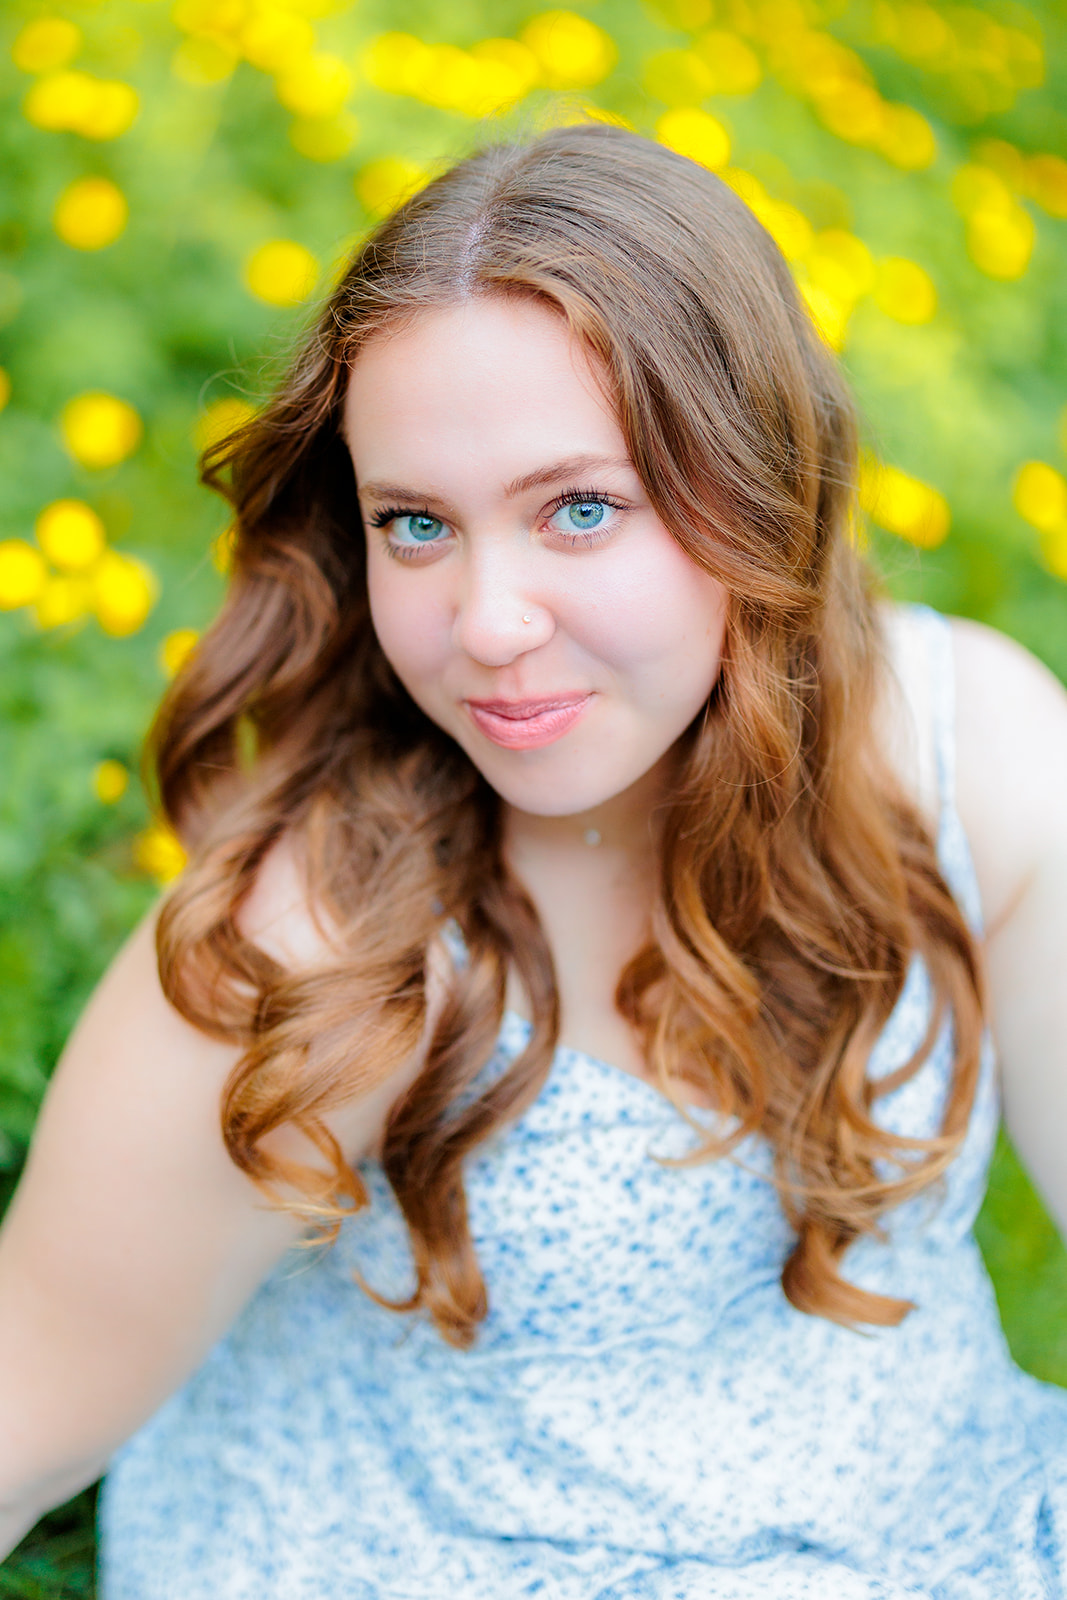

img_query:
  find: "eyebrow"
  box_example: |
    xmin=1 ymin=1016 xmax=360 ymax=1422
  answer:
xmin=357 ymin=453 xmax=634 ymax=512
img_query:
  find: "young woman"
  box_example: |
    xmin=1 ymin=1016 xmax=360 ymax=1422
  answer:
xmin=0 ymin=123 xmax=1065 ymax=1598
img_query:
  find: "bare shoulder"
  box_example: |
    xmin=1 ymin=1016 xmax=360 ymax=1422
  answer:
xmin=236 ymin=830 xmax=342 ymax=966
xmin=950 ymin=615 xmax=1067 ymax=933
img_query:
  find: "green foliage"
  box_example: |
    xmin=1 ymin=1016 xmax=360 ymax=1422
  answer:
xmin=0 ymin=0 xmax=1065 ymax=1586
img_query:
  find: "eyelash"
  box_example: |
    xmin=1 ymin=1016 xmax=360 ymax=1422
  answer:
xmin=368 ymin=486 xmax=627 ymax=561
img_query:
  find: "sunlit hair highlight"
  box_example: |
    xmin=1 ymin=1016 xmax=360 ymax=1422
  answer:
xmin=150 ymin=123 xmax=985 ymax=1346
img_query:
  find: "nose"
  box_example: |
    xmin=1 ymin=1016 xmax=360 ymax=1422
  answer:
xmin=451 ymin=550 xmax=554 ymax=666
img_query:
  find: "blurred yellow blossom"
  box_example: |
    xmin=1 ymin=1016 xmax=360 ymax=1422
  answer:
xmin=876 ymin=104 xmax=936 ymax=170
xmin=656 ymin=107 xmax=730 ymax=171
xmin=756 ymin=199 xmax=812 ymax=260
xmin=172 ymin=36 xmax=238 ymax=84
xmin=692 ymin=32 xmax=762 ymax=96
xmin=361 ymin=32 xmax=433 ymax=96
xmin=873 ymin=257 xmax=937 ymax=323
xmin=53 ymin=176 xmax=128 ymax=251
xmin=520 ymin=11 xmax=617 ymax=90
xmin=24 ymin=71 xmax=139 ymax=139
xmin=172 ymin=0 xmax=249 ymax=43
xmin=642 ymin=50 xmax=715 ymax=108
xmin=194 ymin=397 xmax=256 ymax=453
xmin=275 ymin=53 xmax=352 ymax=118
xmin=135 ymin=821 xmax=187 ymax=884
xmin=1026 ymin=155 xmax=1067 ymax=219
xmin=33 ymin=575 xmax=91 ymax=629
xmin=61 ymin=392 xmax=143 ymax=469
xmin=0 ymin=368 xmax=9 ymax=411
xmin=1041 ymin=527 xmax=1067 ymax=581
xmin=244 ymin=239 xmax=319 ymax=306
xmin=355 ymin=156 xmax=431 ymax=218
xmin=967 ymin=204 xmax=1034 ymax=280
xmin=799 ymin=281 xmax=851 ymax=350
xmin=472 ymin=39 xmax=541 ymax=100
xmin=35 ymin=499 xmax=106 ymax=571
xmin=0 ymin=540 xmax=47 ymax=610
xmin=159 ymin=627 xmax=200 ymax=677
xmin=241 ymin=9 xmax=315 ymax=70
xmin=12 ymin=17 xmax=82 ymax=73
xmin=860 ymin=458 xmax=950 ymax=548
xmin=1013 ymin=461 xmax=1067 ymax=533
xmin=211 ymin=523 xmax=237 ymax=574
xmin=91 ymin=549 xmax=158 ymax=636
xmin=289 ymin=112 xmax=358 ymax=162
xmin=93 ymin=758 xmax=129 ymax=804
xmin=805 ymin=230 xmax=875 ymax=301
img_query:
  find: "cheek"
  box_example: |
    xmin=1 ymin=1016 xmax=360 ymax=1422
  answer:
xmin=567 ymin=532 xmax=728 ymax=690
xmin=366 ymin=558 xmax=448 ymax=687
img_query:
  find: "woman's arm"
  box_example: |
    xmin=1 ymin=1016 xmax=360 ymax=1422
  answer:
xmin=952 ymin=616 xmax=1067 ymax=1241
xmin=0 ymin=839 xmax=417 ymax=1554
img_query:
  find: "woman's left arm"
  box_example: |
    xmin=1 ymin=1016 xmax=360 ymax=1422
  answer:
xmin=952 ymin=616 xmax=1067 ymax=1241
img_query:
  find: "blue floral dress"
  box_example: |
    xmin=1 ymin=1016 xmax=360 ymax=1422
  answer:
xmin=99 ymin=607 xmax=1067 ymax=1598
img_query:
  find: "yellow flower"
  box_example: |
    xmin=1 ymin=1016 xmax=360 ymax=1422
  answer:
xmin=171 ymin=36 xmax=238 ymax=85
xmin=24 ymin=71 xmax=139 ymax=139
xmin=873 ymin=257 xmax=937 ymax=324
xmin=656 ymin=107 xmax=730 ymax=171
xmin=519 ymin=11 xmax=617 ymax=90
xmin=0 ymin=368 xmax=10 ymax=411
xmin=804 ymin=230 xmax=875 ymax=301
xmin=211 ymin=524 xmax=237 ymax=574
xmin=360 ymin=32 xmax=433 ymax=96
xmin=642 ymin=49 xmax=715 ymax=108
xmin=875 ymin=104 xmax=936 ymax=171
xmin=815 ymin=81 xmax=887 ymax=145
xmin=755 ymin=199 xmax=812 ymax=261
xmin=53 ymin=176 xmax=128 ymax=251
xmin=12 ymin=17 xmax=82 ymax=74
xmin=33 ymin=574 xmax=91 ymax=629
xmin=91 ymin=549 xmax=158 ymax=636
xmin=193 ymin=396 xmax=256 ymax=453
xmin=172 ymin=0 xmax=249 ymax=42
xmin=471 ymin=38 xmax=541 ymax=100
xmin=243 ymin=239 xmax=319 ymax=306
xmin=860 ymin=458 xmax=950 ymax=548
xmin=354 ymin=156 xmax=431 ymax=219
xmin=35 ymin=499 xmax=106 ymax=570
xmin=799 ymin=280 xmax=851 ymax=350
xmin=93 ymin=758 xmax=129 ymax=804
xmin=61 ymin=391 xmax=143 ymax=469
xmin=275 ymin=53 xmax=352 ymax=118
xmin=289 ymin=112 xmax=359 ymax=162
xmin=0 ymin=540 xmax=47 ymax=609
xmin=159 ymin=627 xmax=200 ymax=678
xmin=1026 ymin=154 xmax=1067 ymax=219
xmin=966 ymin=203 xmax=1035 ymax=281
xmin=692 ymin=31 xmax=762 ymax=96
xmin=135 ymin=821 xmax=187 ymax=884
xmin=241 ymin=10 xmax=315 ymax=71
xmin=1012 ymin=461 xmax=1067 ymax=533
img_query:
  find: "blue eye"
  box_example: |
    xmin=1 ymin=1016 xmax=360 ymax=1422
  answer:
xmin=547 ymin=494 xmax=622 ymax=541
xmin=394 ymin=514 xmax=445 ymax=544
xmin=560 ymin=501 xmax=605 ymax=530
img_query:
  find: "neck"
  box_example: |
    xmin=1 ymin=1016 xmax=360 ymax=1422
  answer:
xmin=501 ymin=749 xmax=675 ymax=870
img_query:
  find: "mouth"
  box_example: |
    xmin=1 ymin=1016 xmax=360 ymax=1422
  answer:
xmin=464 ymin=694 xmax=592 ymax=750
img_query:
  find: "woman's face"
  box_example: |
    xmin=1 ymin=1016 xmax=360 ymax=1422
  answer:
xmin=343 ymin=296 xmax=728 ymax=820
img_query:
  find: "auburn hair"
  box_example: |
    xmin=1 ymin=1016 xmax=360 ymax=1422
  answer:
xmin=150 ymin=122 xmax=985 ymax=1347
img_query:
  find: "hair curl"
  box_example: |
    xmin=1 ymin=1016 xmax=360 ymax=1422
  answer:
xmin=149 ymin=123 xmax=985 ymax=1347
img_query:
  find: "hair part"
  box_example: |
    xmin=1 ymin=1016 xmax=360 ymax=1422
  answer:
xmin=149 ymin=123 xmax=985 ymax=1346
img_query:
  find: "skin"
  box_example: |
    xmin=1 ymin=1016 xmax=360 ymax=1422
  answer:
xmin=343 ymin=296 xmax=728 ymax=1074
xmin=0 ymin=292 xmax=1064 ymax=1557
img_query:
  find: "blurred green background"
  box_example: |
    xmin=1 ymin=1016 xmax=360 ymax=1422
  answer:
xmin=1 ymin=0 xmax=1066 ymax=1588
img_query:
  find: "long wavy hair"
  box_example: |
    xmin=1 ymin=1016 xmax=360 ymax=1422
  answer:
xmin=150 ymin=122 xmax=985 ymax=1347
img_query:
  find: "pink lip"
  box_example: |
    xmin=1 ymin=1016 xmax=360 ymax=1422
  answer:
xmin=465 ymin=694 xmax=592 ymax=750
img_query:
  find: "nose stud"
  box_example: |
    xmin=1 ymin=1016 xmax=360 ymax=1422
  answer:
xmin=522 ymin=614 xmax=532 ymax=624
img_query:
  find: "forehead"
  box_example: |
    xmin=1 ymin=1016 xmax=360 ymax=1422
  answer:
xmin=342 ymin=297 xmax=624 ymax=482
